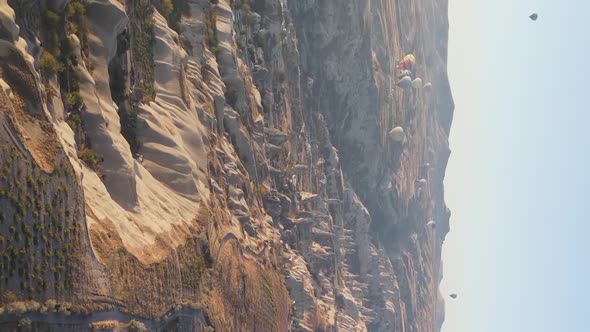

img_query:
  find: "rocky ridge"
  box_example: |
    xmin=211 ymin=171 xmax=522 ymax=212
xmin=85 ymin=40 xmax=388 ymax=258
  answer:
xmin=0 ymin=0 xmax=453 ymax=331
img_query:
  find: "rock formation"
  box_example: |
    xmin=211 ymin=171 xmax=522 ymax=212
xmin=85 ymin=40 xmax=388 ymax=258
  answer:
xmin=0 ymin=0 xmax=453 ymax=330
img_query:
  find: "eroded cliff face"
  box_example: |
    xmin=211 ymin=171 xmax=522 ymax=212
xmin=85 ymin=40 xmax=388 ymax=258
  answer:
xmin=0 ymin=0 xmax=453 ymax=331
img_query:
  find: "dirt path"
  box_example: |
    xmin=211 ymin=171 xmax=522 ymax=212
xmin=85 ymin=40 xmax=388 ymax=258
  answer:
xmin=214 ymin=231 xmax=269 ymax=265
xmin=0 ymin=307 xmax=204 ymax=330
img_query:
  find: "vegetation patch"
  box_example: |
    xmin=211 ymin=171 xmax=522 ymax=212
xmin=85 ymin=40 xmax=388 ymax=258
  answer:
xmin=206 ymin=243 xmax=290 ymax=331
xmin=65 ymin=0 xmax=90 ymax=59
xmin=156 ymin=0 xmax=174 ymax=20
xmin=225 ymin=84 xmax=238 ymax=107
xmin=127 ymin=319 xmax=147 ymax=331
xmin=89 ymin=223 xmax=213 ymax=317
xmin=168 ymin=0 xmax=191 ymax=33
xmin=40 ymin=1 xmax=104 ymax=175
xmin=118 ymin=104 xmax=142 ymax=155
xmin=129 ymin=0 xmax=156 ymax=102
xmin=78 ymin=148 xmax=102 ymax=175
xmin=39 ymin=51 xmax=65 ymax=78
xmin=0 ymin=143 xmax=84 ymax=301
xmin=205 ymin=10 xmax=219 ymax=55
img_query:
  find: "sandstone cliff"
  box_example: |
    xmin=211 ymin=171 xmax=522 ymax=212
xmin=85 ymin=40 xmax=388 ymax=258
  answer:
xmin=0 ymin=0 xmax=453 ymax=331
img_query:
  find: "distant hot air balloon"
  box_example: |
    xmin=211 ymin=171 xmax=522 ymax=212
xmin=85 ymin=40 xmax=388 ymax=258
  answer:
xmin=529 ymin=13 xmax=538 ymax=21
xmin=450 ymin=293 xmax=458 ymax=299
xmin=397 ymin=76 xmax=412 ymax=89
xmin=388 ymin=126 xmax=405 ymax=142
xmin=398 ymin=69 xmax=412 ymax=80
xmin=396 ymin=54 xmax=416 ymax=71
xmin=423 ymin=82 xmax=432 ymax=89
xmin=415 ymin=178 xmax=427 ymax=187
xmin=412 ymin=78 xmax=423 ymax=89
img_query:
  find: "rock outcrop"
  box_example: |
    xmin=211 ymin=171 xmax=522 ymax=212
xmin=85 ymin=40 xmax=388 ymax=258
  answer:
xmin=0 ymin=0 xmax=453 ymax=330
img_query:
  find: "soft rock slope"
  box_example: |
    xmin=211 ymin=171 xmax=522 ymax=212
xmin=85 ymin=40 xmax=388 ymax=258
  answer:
xmin=0 ymin=0 xmax=453 ymax=331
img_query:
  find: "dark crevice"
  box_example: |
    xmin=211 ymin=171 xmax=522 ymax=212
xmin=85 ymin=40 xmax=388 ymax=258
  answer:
xmin=108 ymin=29 xmax=142 ymax=156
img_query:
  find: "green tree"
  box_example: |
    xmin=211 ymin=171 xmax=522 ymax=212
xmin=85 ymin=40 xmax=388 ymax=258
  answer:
xmin=78 ymin=148 xmax=101 ymax=172
xmin=66 ymin=1 xmax=86 ymax=17
xmin=43 ymin=10 xmax=60 ymax=27
xmin=39 ymin=51 xmax=65 ymax=78
xmin=158 ymin=0 xmax=174 ymax=19
xmin=66 ymin=92 xmax=84 ymax=110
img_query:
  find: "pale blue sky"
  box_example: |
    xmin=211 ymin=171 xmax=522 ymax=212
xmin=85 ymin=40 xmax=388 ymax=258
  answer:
xmin=441 ymin=1 xmax=590 ymax=331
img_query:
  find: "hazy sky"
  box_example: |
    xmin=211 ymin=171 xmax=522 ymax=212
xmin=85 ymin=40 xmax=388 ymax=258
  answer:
xmin=441 ymin=0 xmax=590 ymax=331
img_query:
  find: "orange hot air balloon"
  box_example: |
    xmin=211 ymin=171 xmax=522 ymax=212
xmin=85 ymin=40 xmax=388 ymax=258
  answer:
xmin=396 ymin=54 xmax=416 ymax=71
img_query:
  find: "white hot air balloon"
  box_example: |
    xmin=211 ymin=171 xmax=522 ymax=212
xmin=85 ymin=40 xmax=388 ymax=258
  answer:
xmin=415 ymin=178 xmax=427 ymax=187
xmin=427 ymin=220 xmax=436 ymax=229
xmin=412 ymin=78 xmax=423 ymax=89
xmin=388 ymin=126 xmax=405 ymax=142
xmin=423 ymin=82 xmax=432 ymax=89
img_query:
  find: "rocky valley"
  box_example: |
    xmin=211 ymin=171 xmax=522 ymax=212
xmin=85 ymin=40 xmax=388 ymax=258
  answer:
xmin=0 ymin=0 xmax=453 ymax=330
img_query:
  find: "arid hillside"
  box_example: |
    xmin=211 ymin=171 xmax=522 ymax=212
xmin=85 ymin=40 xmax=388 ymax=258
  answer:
xmin=0 ymin=0 xmax=453 ymax=331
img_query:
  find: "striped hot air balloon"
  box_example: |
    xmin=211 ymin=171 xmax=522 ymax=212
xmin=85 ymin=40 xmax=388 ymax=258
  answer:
xmin=396 ymin=54 xmax=416 ymax=71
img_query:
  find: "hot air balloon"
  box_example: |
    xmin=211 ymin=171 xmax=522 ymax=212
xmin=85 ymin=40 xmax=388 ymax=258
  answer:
xmin=423 ymin=82 xmax=432 ymax=89
xmin=450 ymin=293 xmax=457 ymax=299
xmin=412 ymin=78 xmax=423 ymax=89
xmin=529 ymin=13 xmax=538 ymax=21
xmin=397 ymin=76 xmax=412 ymax=89
xmin=396 ymin=54 xmax=416 ymax=71
xmin=419 ymin=163 xmax=432 ymax=178
xmin=415 ymin=178 xmax=427 ymax=187
xmin=388 ymin=127 xmax=405 ymax=142
xmin=398 ymin=69 xmax=412 ymax=80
